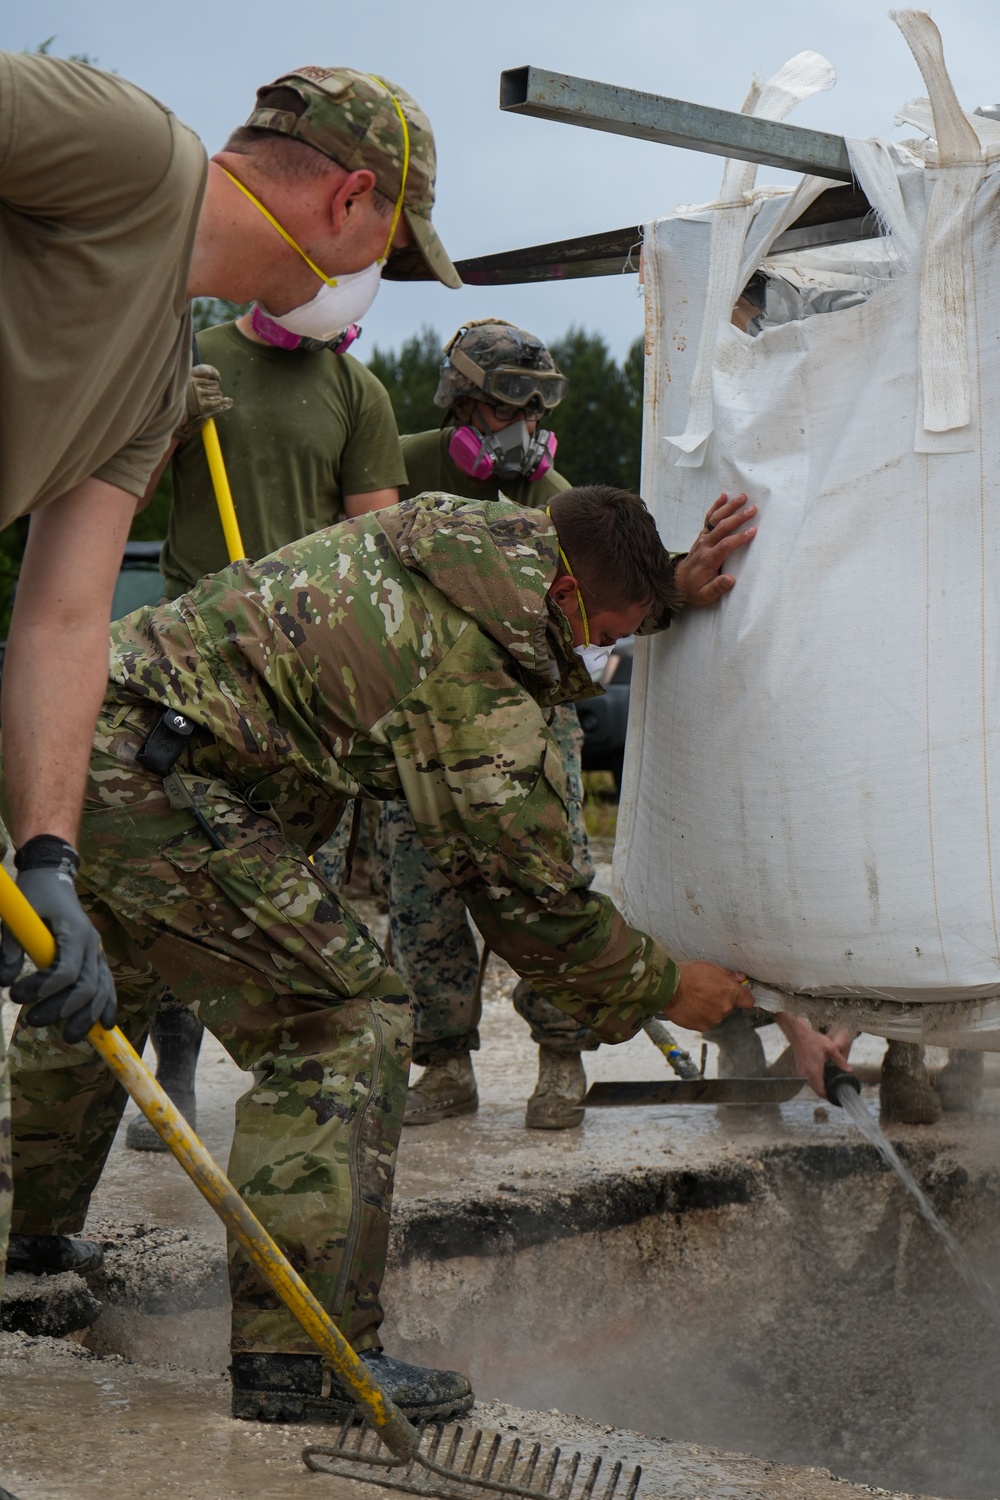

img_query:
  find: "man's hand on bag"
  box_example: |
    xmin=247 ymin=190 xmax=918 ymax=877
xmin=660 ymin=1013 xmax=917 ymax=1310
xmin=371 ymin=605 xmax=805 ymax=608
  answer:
xmin=663 ymin=960 xmax=755 ymax=1032
xmin=173 ymin=363 xmax=233 ymax=444
xmin=0 ymin=836 xmax=116 ymax=1043
xmin=673 ymin=492 xmax=757 ymax=607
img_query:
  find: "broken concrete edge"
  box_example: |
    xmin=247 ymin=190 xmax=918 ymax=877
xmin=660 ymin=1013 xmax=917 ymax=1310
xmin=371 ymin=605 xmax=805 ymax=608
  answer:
xmin=387 ymin=1138 xmax=988 ymax=1266
xmin=3 ymin=1136 xmax=988 ymax=1338
xmin=0 ymin=1270 xmax=101 ymax=1338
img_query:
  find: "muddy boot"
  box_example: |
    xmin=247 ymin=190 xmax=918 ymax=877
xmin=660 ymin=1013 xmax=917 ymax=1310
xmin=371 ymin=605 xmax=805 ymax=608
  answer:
xmin=880 ymin=1040 xmax=941 ymax=1125
xmin=525 ymin=1047 xmax=586 ymax=1129
xmin=5 ymin=1232 xmax=104 ymax=1277
xmin=126 ymin=1005 xmax=204 ymax=1152
xmin=231 ymin=1349 xmax=474 ymax=1424
xmin=936 ymin=1048 xmax=985 ymax=1114
xmin=403 ymin=1054 xmax=478 ymax=1126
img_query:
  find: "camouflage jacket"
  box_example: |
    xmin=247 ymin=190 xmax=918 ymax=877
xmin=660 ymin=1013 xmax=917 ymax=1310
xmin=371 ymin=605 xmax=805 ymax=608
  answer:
xmin=108 ymin=494 xmax=680 ymax=1041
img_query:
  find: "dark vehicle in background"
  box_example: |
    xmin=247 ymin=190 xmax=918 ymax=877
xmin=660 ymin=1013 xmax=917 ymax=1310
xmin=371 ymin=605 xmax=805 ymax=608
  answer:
xmin=0 ymin=542 xmax=165 ymax=707
xmin=576 ymin=636 xmax=633 ymax=790
xmin=110 ymin=540 xmax=166 ymax=618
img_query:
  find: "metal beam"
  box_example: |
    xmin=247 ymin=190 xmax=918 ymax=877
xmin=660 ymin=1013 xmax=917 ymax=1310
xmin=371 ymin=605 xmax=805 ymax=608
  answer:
xmin=499 ymin=65 xmax=855 ymax=183
xmin=382 ymin=185 xmax=875 ymax=287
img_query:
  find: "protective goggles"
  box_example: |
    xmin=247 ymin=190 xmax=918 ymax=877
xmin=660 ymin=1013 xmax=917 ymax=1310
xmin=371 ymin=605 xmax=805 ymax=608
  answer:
xmin=449 ymin=344 xmax=568 ymax=411
xmin=218 ymin=76 xmax=410 ymax=284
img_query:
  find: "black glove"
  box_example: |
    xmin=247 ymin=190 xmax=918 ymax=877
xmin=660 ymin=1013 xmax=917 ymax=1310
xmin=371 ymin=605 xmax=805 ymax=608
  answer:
xmin=0 ymin=836 xmax=117 ymax=1043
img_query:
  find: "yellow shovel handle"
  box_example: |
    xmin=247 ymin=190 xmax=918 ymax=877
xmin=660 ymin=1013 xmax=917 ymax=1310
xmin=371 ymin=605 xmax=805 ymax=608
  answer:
xmin=0 ymin=862 xmax=418 ymax=1457
xmin=201 ymin=417 xmax=246 ymax=564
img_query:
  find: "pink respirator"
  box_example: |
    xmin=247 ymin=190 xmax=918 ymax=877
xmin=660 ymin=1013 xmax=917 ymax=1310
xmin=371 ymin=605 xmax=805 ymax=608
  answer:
xmin=448 ymin=421 xmax=557 ymax=483
xmin=250 ymin=304 xmax=361 ymax=355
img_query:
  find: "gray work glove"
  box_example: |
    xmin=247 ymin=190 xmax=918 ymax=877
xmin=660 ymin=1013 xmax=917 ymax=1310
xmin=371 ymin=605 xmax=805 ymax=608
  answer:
xmin=173 ymin=362 xmax=233 ymax=443
xmin=0 ymin=836 xmax=117 ymax=1043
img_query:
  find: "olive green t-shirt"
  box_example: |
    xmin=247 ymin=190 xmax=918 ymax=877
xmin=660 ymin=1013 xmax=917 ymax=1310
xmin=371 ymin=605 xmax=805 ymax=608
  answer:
xmin=162 ymin=322 xmax=407 ymax=597
xmin=400 ymin=428 xmax=572 ymax=509
xmin=0 ymin=52 xmax=207 ymax=520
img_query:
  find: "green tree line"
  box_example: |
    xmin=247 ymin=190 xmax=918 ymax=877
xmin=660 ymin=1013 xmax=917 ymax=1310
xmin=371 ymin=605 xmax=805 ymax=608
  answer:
xmin=0 ymin=322 xmax=644 ymax=637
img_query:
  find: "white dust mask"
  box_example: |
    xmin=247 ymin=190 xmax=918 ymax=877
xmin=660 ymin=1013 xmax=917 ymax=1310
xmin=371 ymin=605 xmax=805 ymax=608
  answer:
xmin=258 ymin=261 xmax=382 ymax=341
xmin=574 ymin=643 xmax=613 ymax=681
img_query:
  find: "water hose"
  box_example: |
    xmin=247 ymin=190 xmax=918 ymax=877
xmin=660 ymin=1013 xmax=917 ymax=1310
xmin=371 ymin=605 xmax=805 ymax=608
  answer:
xmin=0 ymin=862 xmax=419 ymax=1459
xmin=824 ymin=1059 xmax=862 ymax=1107
xmin=642 ymin=1016 xmax=702 ymax=1080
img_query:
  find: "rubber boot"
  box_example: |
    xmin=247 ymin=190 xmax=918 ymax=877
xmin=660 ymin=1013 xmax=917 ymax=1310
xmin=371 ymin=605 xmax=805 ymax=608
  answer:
xmin=936 ymin=1048 xmax=985 ymax=1114
xmin=5 ymin=1232 xmax=104 ymax=1276
xmin=403 ymin=1054 xmax=478 ymax=1126
xmin=231 ymin=1349 xmax=474 ymax=1424
xmin=880 ymin=1040 xmax=942 ymax=1125
xmin=525 ymin=1047 xmax=586 ymax=1129
xmin=125 ymin=1005 xmax=204 ymax=1152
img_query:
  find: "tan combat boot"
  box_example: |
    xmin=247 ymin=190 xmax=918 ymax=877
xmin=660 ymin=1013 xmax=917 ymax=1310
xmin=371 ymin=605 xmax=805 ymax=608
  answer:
xmin=525 ymin=1047 xmax=586 ymax=1129
xmin=403 ymin=1055 xmax=478 ymax=1126
xmin=879 ymin=1039 xmax=941 ymax=1125
xmin=935 ymin=1048 xmax=984 ymax=1114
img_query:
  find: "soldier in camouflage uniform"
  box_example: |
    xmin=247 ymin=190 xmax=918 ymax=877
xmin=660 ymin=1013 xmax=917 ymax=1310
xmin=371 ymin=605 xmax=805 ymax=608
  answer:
xmin=4 ymin=488 xmax=751 ymax=1421
xmin=391 ymin=320 xmax=602 ymax=1129
xmin=126 ymin=282 xmax=408 ymax=1155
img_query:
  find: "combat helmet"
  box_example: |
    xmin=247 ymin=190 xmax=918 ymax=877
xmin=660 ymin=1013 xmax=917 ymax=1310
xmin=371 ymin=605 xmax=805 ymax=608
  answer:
xmin=435 ymin=319 xmax=568 ymax=415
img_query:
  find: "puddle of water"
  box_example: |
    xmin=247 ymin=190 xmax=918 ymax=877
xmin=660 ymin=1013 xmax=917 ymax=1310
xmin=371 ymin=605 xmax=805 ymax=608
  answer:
xmin=836 ymin=1083 xmax=1000 ymax=1322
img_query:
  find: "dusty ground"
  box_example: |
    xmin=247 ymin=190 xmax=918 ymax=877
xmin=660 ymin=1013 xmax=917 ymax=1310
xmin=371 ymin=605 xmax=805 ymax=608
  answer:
xmin=0 ymin=1334 xmax=940 ymax=1500
xmin=3 ymin=850 xmax=996 ymax=1500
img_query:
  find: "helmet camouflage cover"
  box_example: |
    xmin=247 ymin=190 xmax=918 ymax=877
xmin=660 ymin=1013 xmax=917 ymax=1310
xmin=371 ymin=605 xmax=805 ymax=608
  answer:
xmin=435 ymin=319 xmax=568 ymax=413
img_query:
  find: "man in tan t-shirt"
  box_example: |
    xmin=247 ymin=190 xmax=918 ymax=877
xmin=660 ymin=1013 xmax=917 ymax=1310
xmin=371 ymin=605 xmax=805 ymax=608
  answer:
xmin=0 ymin=54 xmax=458 ymax=1285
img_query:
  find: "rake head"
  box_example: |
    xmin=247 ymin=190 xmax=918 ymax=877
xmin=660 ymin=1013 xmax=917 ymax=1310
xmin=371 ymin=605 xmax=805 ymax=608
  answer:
xmin=303 ymin=1419 xmax=642 ymax=1500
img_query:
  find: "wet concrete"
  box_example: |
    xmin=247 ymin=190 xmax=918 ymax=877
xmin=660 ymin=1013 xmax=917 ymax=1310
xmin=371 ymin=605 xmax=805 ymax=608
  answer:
xmin=0 ymin=1334 xmax=937 ymax=1499
xmin=3 ymin=857 xmax=998 ymax=1499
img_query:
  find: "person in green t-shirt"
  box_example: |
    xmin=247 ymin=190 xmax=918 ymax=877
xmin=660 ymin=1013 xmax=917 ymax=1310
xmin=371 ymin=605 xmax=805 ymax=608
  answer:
xmin=387 ymin=320 xmax=601 ymax=1130
xmin=125 ymin=312 xmax=406 ymax=1153
xmin=161 ymin=316 xmax=406 ymax=597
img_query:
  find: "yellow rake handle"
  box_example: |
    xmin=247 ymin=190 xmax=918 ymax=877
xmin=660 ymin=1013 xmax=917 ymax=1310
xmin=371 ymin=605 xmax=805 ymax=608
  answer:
xmin=0 ymin=862 xmax=419 ymax=1458
xmin=201 ymin=417 xmax=246 ymax=564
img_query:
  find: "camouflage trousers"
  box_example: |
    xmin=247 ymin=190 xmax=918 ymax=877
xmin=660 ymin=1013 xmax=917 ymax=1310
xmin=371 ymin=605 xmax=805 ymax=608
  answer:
xmin=156 ymin=812 xmax=361 ymax=1020
xmin=7 ymin=702 xmax=410 ymax=1356
xmin=375 ymin=703 xmax=600 ymax=1065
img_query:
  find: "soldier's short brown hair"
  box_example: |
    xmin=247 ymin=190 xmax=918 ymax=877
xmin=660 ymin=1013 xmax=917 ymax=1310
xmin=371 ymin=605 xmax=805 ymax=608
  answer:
xmin=549 ymin=486 xmax=679 ymax=618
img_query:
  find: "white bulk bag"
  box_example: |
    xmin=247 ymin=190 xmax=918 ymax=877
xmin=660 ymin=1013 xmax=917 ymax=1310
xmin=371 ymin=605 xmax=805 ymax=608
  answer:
xmin=615 ymin=11 xmax=1000 ymax=1045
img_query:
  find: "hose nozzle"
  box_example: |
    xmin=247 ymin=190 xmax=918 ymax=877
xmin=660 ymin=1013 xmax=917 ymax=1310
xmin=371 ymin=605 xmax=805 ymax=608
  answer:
xmin=824 ymin=1059 xmax=861 ymax=1107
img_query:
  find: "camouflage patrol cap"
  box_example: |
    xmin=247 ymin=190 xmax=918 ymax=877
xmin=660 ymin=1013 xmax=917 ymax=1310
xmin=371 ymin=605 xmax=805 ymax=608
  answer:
xmin=246 ymin=67 xmax=461 ymax=289
xmin=435 ymin=319 xmax=568 ymax=412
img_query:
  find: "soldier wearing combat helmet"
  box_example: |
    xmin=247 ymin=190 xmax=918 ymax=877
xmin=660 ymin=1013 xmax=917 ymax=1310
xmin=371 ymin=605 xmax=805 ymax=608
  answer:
xmin=388 ymin=323 xmax=591 ymax=1131
xmin=399 ymin=318 xmax=571 ymax=507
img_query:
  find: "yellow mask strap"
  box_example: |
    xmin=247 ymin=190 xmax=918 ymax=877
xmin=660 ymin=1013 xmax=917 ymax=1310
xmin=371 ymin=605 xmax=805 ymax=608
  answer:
xmin=367 ymin=76 xmax=411 ymax=265
xmin=219 ymin=166 xmax=337 ymax=285
xmin=546 ymin=508 xmax=591 ymax=646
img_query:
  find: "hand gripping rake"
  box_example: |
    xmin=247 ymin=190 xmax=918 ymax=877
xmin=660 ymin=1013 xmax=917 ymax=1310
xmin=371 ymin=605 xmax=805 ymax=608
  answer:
xmin=0 ymin=868 xmax=642 ymax=1500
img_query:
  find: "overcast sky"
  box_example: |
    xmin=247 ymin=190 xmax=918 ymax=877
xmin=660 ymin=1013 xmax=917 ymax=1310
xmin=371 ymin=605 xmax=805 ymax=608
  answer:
xmin=4 ymin=1 xmax=999 ymax=360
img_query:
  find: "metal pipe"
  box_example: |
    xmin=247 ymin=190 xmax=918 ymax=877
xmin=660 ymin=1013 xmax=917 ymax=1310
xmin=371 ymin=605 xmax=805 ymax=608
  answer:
xmin=499 ymin=65 xmax=855 ymax=182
